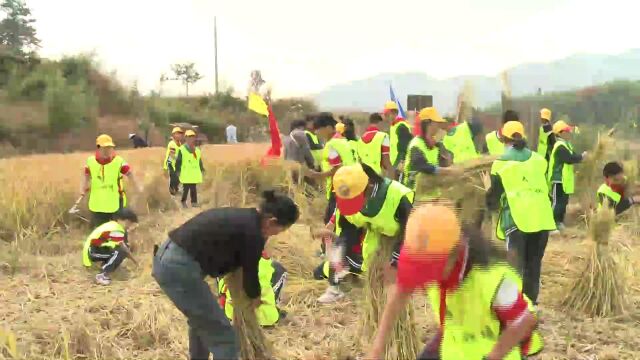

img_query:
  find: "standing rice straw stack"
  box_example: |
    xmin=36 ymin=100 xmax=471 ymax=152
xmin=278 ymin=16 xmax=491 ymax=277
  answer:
xmin=562 ymin=204 xmax=627 ymax=317
xmin=224 ymin=268 xmax=273 ymax=360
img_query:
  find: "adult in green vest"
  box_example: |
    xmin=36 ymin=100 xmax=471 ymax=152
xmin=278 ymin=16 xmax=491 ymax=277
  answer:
xmin=597 ymin=161 xmax=639 ymax=215
xmin=484 ymin=110 xmax=519 ymax=156
xmin=367 ymin=204 xmax=543 ymax=360
xmin=486 ymin=121 xmax=556 ymax=306
xmin=341 ymin=116 xmax=360 ymax=161
xmin=383 ymin=101 xmax=412 ymax=177
xmin=357 ymin=113 xmax=394 ymax=178
xmin=536 ymin=108 xmax=556 ymax=162
xmin=402 ymin=107 xmax=458 ymax=195
xmin=164 ymin=126 xmax=184 ymax=195
xmin=442 ymin=120 xmax=482 ymax=164
xmin=547 ymin=120 xmax=587 ymax=231
xmin=175 ymin=130 xmax=204 ymax=208
xmin=304 ymin=114 xmax=324 ymax=170
xmin=316 ymin=163 xmax=413 ymax=303
xmin=82 ymin=208 xmax=138 ymax=285
xmin=217 ymin=253 xmax=288 ymax=327
xmin=82 ymin=134 xmax=142 ymax=227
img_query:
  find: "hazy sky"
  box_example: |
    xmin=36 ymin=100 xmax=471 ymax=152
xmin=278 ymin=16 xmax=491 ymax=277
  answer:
xmin=28 ymin=0 xmax=640 ymax=98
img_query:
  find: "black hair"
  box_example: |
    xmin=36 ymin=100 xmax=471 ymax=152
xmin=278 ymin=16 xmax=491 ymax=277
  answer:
xmin=313 ymin=113 xmax=337 ymax=130
xmin=259 ymin=190 xmax=300 ymax=227
xmin=342 ymin=118 xmax=357 ymax=141
xmin=290 ymin=119 xmax=306 ymax=132
xmin=359 ymin=163 xmax=383 ymax=184
xmin=369 ymin=113 xmax=383 ymax=124
xmin=304 ymin=114 xmax=317 ymax=124
xmin=603 ymin=161 xmax=624 ymax=178
xmin=462 ymin=224 xmax=506 ymax=267
xmin=113 ymin=207 xmax=139 ymax=223
xmin=502 ymin=110 xmax=519 ymax=124
xmin=505 ymin=133 xmax=528 ymax=150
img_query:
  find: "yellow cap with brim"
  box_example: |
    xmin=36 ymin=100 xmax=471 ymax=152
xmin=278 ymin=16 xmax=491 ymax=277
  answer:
xmin=172 ymin=127 xmax=184 ymax=134
xmin=418 ymin=107 xmax=446 ymax=123
xmin=336 ymin=122 xmax=345 ymax=134
xmin=383 ymin=101 xmax=398 ymax=114
xmin=552 ymin=120 xmax=573 ymax=134
xmin=540 ymin=108 xmax=552 ymax=121
xmin=185 ymin=130 xmax=196 ymax=137
xmin=502 ymin=121 xmax=525 ymax=140
xmin=96 ymin=134 xmax=115 ymax=147
xmin=333 ymin=164 xmax=369 ymax=216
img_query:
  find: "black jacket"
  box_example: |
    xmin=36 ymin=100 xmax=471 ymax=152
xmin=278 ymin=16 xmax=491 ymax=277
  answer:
xmin=169 ymin=208 xmax=264 ymax=299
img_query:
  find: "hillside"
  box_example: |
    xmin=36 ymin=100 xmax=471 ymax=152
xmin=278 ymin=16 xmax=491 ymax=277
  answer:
xmin=314 ymin=49 xmax=640 ymax=113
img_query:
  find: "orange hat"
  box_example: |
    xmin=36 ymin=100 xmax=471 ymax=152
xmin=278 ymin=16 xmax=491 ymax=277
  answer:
xmin=397 ymin=204 xmax=461 ymax=288
xmin=333 ymin=164 xmax=369 ymax=216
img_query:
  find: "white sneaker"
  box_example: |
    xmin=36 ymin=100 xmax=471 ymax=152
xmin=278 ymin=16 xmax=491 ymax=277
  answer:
xmin=95 ymin=273 xmax=111 ymax=285
xmin=317 ymin=286 xmax=345 ymax=304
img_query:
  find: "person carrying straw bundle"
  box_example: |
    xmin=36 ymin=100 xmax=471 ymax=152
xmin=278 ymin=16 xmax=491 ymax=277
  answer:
xmin=366 ymin=204 xmax=543 ymax=360
xmin=486 ymin=121 xmax=556 ymax=307
xmin=152 ymin=191 xmax=299 ymax=360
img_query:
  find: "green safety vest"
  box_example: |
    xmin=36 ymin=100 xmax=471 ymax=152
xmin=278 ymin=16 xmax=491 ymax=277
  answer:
xmin=178 ymin=145 xmax=203 ymax=184
xmin=390 ymin=120 xmax=411 ymax=166
xmin=305 ymin=130 xmax=323 ymax=168
xmin=218 ymin=258 xmax=280 ymax=326
xmin=536 ymin=126 xmax=551 ymax=158
xmin=82 ymin=221 xmax=125 ymax=267
xmin=443 ymin=122 xmax=480 ymax=164
xmin=597 ymin=183 xmax=621 ymax=208
xmin=485 ymin=131 xmax=504 ymax=156
xmin=426 ymin=262 xmax=544 ymax=360
xmin=345 ymin=179 xmax=414 ymax=271
xmin=87 ymin=155 xmax=125 ymax=213
xmin=492 ymin=152 xmax=555 ymax=239
xmin=357 ymin=131 xmax=387 ymax=175
xmin=164 ymin=140 xmax=181 ymax=171
xmin=321 ymin=137 xmax=357 ymax=199
xmin=403 ymin=137 xmax=440 ymax=196
xmin=547 ymin=139 xmax=575 ymax=194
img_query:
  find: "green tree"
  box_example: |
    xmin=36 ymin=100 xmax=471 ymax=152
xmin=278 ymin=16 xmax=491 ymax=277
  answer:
xmin=0 ymin=0 xmax=40 ymax=57
xmin=168 ymin=62 xmax=202 ymax=96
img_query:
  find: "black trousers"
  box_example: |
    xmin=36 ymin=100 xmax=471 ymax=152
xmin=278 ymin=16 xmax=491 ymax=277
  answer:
xmin=168 ymin=163 xmax=180 ymax=194
xmin=506 ymin=229 xmax=549 ymax=304
xmin=89 ymin=245 xmax=127 ymax=273
xmin=182 ymin=184 xmax=198 ymax=204
xmin=550 ymin=182 xmax=569 ymax=224
xmin=90 ymin=196 xmax=124 ymax=227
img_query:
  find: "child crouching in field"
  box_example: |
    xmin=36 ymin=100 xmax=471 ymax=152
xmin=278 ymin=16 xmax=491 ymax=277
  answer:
xmin=175 ymin=129 xmax=204 ymax=208
xmin=597 ymin=161 xmax=640 ymax=215
xmin=82 ymin=208 xmax=138 ymax=285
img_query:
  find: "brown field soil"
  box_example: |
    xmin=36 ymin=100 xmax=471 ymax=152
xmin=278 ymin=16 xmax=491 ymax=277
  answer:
xmin=0 ymin=143 xmax=639 ymax=359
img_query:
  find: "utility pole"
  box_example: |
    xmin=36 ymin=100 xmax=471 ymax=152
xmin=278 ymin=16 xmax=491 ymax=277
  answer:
xmin=214 ymin=16 xmax=219 ymax=94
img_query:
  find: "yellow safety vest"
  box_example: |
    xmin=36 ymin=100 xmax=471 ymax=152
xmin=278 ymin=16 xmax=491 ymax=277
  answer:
xmin=82 ymin=221 xmax=125 ymax=267
xmin=443 ymin=122 xmax=480 ymax=164
xmin=390 ymin=120 xmax=411 ymax=166
xmin=218 ymin=258 xmax=280 ymax=326
xmin=178 ymin=145 xmax=203 ymax=184
xmin=402 ymin=137 xmax=440 ymax=196
xmin=305 ymin=130 xmax=323 ymax=168
xmin=321 ymin=137 xmax=357 ymax=200
xmin=345 ymin=179 xmax=414 ymax=271
xmin=357 ymin=131 xmax=387 ymax=175
xmin=596 ymin=183 xmax=622 ymax=208
xmin=536 ymin=126 xmax=551 ymax=158
xmin=492 ymin=152 xmax=555 ymax=239
xmin=426 ymin=262 xmax=544 ymax=359
xmin=164 ymin=140 xmax=181 ymax=170
xmin=86 ymin=156 xmax=125 ymax=213
xmin=485 ymin=131 xmax=505 ymax=156
xmin=547 ymin=139 xmax=575 ymax=194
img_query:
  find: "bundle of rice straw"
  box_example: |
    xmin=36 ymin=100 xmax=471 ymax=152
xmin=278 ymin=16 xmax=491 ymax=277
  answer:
xmin=224 ymin=269 xmax=273 ymax=360
xmin=576 ymin=129 xmax=615 ymax=211
xmin=362 ymin=235 xmax=420 ymax=359
xmin=562 ymin=205 xmax=626 ymax=317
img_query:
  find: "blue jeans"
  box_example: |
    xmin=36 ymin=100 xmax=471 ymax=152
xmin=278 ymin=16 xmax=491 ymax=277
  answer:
xmin=152 ymin=239 xmax=239 ymax=360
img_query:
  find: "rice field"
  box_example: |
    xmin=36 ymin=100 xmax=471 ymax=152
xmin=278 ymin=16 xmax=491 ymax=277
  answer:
xmin=1 ymin=143 xmax=639 ymax=359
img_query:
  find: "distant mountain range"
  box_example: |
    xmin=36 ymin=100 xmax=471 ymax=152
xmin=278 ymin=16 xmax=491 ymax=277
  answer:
xmin=313 ymin=49 xmax=640 ymax=113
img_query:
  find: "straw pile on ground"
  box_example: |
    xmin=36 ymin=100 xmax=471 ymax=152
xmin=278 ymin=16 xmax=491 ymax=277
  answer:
xmin=562 ymin=205 xmax=627 ymax=317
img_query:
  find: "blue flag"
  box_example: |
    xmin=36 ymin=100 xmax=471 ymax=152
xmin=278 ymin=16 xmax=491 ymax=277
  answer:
xmin=389 ymin=85 xmax=406 ymax=119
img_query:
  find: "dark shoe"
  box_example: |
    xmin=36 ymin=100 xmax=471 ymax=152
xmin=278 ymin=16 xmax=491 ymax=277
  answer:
xmin=313 ymin=263 xmax=326 ymax=280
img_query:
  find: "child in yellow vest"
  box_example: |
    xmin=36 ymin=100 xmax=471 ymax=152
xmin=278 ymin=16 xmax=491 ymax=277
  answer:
xmin=164 ymin=127 xmax=184 ymax=195
xmin=597 ymin=161 xmax=639 ymax=215
xmin=175 ymin=130 xmax=204 ymax=208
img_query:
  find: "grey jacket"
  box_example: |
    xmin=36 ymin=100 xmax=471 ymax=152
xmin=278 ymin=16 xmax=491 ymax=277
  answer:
xmin=284 ymin=129 xmax=315 ymax=169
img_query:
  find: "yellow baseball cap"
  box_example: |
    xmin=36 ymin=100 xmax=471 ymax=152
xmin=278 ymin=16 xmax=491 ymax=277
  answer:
xmin=172 ymin=127 xmax=184 ymax=134
xmin=185 ymin=130 xmax=196 ymax=137
xmin=540 ymin=108 xmax=552 ymax=121
xmin=501 ymin=121 xmax=525 ymax=139
xmin=333 ymin=164 xmax=369 ymax=216
xmin=418 ymin=107 xmax=445 ymax=123
xmin=96 ymin=134 xmax=115 ymax=147
xmin=383 ymin=101 xmax=398 ymax=114
xmin=552 ymin=120 xmax=573 ymax=134
xmin=335 ymin=122 xmax=345 ymax=134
